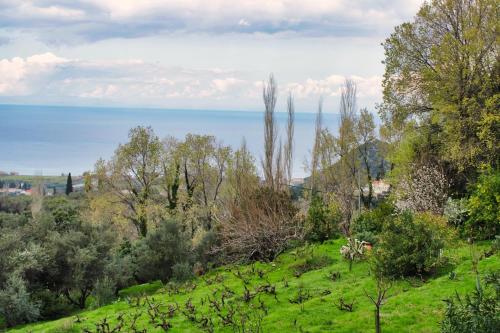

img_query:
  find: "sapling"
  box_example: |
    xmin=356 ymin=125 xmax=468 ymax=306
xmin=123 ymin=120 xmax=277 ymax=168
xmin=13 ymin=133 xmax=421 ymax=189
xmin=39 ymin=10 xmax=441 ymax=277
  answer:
xmin=364 ymin=278 xmax=392 ymax=333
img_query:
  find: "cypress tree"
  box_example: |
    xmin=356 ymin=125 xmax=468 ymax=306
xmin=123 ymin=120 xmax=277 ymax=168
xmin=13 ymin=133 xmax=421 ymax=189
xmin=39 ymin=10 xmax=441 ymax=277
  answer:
xmin=66 ymin=173 xmax=73 ymax=195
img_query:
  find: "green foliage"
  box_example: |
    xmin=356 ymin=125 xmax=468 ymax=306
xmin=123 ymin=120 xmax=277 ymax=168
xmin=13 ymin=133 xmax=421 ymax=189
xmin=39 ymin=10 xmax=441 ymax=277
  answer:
xmin=441 ymin=274 xmax=500 ymax=333
xmin=92 ymin=276 xmax=117 ymax=308
xmin=9 ymin=239 xmax=499 ymax=333
xmin=48 ymin=221 xmax=116 ymax=309
xmin=465 ymin=169 xmax=500 ymax=240
xmin=172 ymin=262 xmax=194 ymax=282
xmin=374 ymin=211 xmax=449 ymax=278
xmin=117 ymin=281 xmax=163 ymax=299
xmin=444 ymin=197 xmax=469 ymax=230
xmin=42 ymin=196 xmax=80 ymax=230
xmin=305 ymin=195 xmax=341 ymax=242
xmin=290 ymin=254 xmax=334 ymax=277
xmin=380 ymin=0 xmax=499 ymax=180
xmin=65 ymin=173 xmax=73 ymax=195
xmin=131 ymin=219 xmax=192 ymax=283
xmin=0 ymin=211 xmax=29 ymax=229
xmin=351 ymin=201 xmax=395 ymax=245
xmin=0 ymin=274 xmax=40 ymax=327
xmin=0 ymin=195 xmax=32 ymax=215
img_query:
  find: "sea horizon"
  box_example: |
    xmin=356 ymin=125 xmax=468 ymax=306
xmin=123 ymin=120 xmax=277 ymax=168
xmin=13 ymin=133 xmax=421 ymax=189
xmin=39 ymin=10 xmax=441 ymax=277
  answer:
xmin=0 ymin=103 xmax=341 ymax=178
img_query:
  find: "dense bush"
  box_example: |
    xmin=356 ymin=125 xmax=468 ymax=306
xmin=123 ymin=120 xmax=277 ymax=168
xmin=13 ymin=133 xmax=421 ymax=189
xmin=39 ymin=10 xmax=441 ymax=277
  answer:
xmin=131 ymin=219 xmax=192 ymax=283
xmin=305 ymin=194 xmax=341 ymax=242
xmin=441 ymin=274 xmax=500 ymax=333
xmin=172 ymin=262 xmax=194 ymax=282
xmin=0 ymin=195 xmax=32 ymax=215
xmin=374 ymin=211 xmax=449 ymax=278
xmin=465 ymin=169 xmax=499 ymax=240
xmin=351 ymin=201 xmax=395 ymax=245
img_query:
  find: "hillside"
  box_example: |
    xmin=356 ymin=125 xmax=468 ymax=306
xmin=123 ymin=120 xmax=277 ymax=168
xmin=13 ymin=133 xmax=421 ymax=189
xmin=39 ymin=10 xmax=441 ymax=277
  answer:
xmin=8 ymin=239 xmax=499 ymax=333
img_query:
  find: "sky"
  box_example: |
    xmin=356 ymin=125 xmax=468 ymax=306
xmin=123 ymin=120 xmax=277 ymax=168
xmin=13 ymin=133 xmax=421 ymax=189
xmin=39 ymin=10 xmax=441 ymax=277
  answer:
xmin=0 ymin=0 xmax=423 ymax=112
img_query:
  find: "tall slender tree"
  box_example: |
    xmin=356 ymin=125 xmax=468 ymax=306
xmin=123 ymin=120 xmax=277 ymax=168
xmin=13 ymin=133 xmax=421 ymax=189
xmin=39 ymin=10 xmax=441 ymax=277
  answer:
xmin=262 ymin=74 xmax=278 ymax=190
xmin=65 ymin=173 xmax=73 ymax=195
xmin=311 ymin=97 xmax=323 ymax=194
xmin=284 ymin=92 xmax=295 ymax=187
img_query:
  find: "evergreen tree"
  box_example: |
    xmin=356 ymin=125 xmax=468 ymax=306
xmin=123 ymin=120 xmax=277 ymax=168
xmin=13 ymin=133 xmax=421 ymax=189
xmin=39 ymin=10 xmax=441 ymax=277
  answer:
xmin=65 ymin=173 xmax=73 ymax=195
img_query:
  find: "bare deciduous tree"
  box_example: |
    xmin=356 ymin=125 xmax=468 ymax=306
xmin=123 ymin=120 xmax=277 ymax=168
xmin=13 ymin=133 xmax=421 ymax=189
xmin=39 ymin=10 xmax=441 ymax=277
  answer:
xmin=335 ymin=79 xmax=359 ymax=233
xmin=214 ymin=188 xmax=304 ymax=262
xmin=311 ymin=97 xmax=323 ymax=193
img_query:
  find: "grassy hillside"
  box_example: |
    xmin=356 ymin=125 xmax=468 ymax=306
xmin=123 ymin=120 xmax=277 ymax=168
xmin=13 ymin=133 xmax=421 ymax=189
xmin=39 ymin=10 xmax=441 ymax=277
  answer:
xmin=0 ymin=175 xmax=68 ymax=184
xmin=7 ymin=239 xmax=499 ymax=333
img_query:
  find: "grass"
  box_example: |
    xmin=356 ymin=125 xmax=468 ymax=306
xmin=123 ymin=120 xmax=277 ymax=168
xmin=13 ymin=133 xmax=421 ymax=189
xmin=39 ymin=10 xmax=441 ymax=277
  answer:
xmin=5 ymin=239 xmax=499 ymax=333
xmin=0 ymin=175 xmax=68 ymax=184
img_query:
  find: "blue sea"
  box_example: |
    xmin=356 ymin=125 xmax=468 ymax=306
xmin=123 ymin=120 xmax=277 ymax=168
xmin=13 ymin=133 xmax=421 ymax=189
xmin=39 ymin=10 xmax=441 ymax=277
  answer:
xmin=0 ymin=104 xmax=340 ymax=177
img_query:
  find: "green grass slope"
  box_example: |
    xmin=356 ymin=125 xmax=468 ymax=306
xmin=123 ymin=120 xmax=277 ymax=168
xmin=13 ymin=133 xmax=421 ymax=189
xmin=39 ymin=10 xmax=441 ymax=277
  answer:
xmin=7 ymin=239 xmax=499 ymax=333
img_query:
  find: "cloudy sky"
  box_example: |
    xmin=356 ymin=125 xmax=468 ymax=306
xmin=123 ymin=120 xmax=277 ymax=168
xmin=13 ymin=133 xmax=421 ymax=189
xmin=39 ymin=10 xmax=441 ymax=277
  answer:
xmin=0 ymin=0 xmax=423 ymax=112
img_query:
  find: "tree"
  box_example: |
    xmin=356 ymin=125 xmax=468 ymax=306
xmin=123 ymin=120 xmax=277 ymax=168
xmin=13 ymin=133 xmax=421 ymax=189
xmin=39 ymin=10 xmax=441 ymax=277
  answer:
xmin=179 ymin=134 xmax=232 ymax=231
xmin=357 ymin=108 xmax=377 ymax=208
xmin=106 ymin=126 xmax=162 ymax=237
xmin=48 ymin=221 xmax=116 ymax=309
xmin=395 ymin=162 xmax=449 ymax=215
xmin=131 ymin=219 xmax=192 ymax=283
xmin=226 ymin=139 xmax=259 ymax=204
xmin=284 ymin=92 xmax=295 ymax=187
xmin=310 ymin=98 xmax=323 ymax=193
xmin=161 ymin=136 xmax=181 ymax=211
xmin=380 ymin=0 xmax=499 ymax=187
xmin=0 ymin=274 xmax=40 ymax=327
xmin=83 ymin=172 xmax=92 ymax=193
xmin=65 ymin=173 xmax=73 ymax=195
xmin=262 ymin=74 xmax=278 ymax=190
xmin=319 ymin=79 xmax=359 ymax=234
xmin=364 ymin=277 xmax=392 ymax=333
xmin=465 ymin=169 xmax=500 ymax=240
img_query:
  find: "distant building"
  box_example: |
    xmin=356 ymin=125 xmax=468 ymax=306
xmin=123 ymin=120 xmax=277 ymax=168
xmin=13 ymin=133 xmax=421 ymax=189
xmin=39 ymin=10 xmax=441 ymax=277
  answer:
xmin=357 ymin=180 xmax=391 ymax=200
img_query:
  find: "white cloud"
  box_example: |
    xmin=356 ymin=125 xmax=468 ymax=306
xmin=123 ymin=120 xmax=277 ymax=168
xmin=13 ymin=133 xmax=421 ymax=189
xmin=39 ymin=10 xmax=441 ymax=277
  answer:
xmin=0 ymin=53 xmax=68 ymax=95
xmin=0 ymin=53 xmax=383 ymax=110
xmin=285 ymin=75 xmax=382 ymax=99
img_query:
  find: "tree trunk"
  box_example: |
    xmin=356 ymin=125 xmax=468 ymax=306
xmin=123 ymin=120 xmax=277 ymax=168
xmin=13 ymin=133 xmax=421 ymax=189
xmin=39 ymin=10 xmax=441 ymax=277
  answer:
xmin=375 ymin=307 xmax=381 ymax=333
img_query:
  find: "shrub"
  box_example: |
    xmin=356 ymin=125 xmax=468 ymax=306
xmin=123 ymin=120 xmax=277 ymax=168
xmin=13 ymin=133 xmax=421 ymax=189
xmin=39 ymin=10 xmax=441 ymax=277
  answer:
xmin=132 ymin=219 xmax=192 ymax=282
xmin=305 ymin=194 xmax=341 ymax=242
xmin=351 ymin=201 xmax=395 ymax=245
xmin=465 ymin=169 xmax=500 ymax=240
xmin=0 ymin=274 xmax=40 ymax=327
xmin=92 ymin=276 xmax=116 ymax=307
xmin=172 ymin=262 xmax=194 ymax=282
xmin=374 ymin=211 xmax=449 ymax=278
xmin=291 ymin=254 xmax=334 ymax=277
xmin=0 ymin=195 xmax=32 ymax=215
xmin=441 ymin=275 xmax=499 ymax=333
